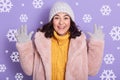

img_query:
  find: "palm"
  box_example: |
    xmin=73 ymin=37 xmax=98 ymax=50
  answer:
xmin=87 ymin=24 xmax=104 ymax=40
xmin=15 ymin=25 xmax=33 ymax=43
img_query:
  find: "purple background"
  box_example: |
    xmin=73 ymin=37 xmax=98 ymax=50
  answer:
xmin=0 ymin=0 xmax=120 ymax=80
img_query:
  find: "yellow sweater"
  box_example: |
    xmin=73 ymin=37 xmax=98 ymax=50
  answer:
xmin=51 ymin=31 xmax=70 ymax=80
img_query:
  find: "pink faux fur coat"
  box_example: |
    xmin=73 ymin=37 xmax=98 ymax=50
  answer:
xmin=16 ymin=31 xmax=104 ymax=80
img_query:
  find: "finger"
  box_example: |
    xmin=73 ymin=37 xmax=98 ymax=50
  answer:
xmin=14 ymin=32 xmax=18 ymax=39
xmin=98 ymin=26 xmax=103 ymax=33
xmin=23 ymin=24 xmax=27 ymax=35
xmin=14 ymin=30 xmax=20 ymax=41
xmin=29 ymin=31 xmax=34 ymax=39
xmin=94 ymin=24 xmax=97 ymax=33
xmin=17 ymin=27 xmax=21 ymax=35
xmin=97 ymin=25 xmax=101 ymax=30
xmin=20 ymin=25 xmax=24 ymax=34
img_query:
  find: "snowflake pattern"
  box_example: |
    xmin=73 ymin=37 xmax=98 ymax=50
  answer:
xmin=10 ymin=52 xmax=19 ymax=62
xmin=15 ymin=73 xmax=24 ymax=80
xmin=100 ymin=5 xmax=112 ymax=16
xmin=32 ymin=0 xmax=43 ymax=8
xmin=100 ymin=70 xmax=116 ymax=80
xmin=109 ymin=26 xmax=120 ymax=41
xmin=117 ymin=3 xmax=120 ymax=7
xmin=0 ymin=0 xmax=13 ymax=12
xmin=104 ymin=54 xmax=115 ymax=64
xmin=117 ymin=47 xmax=120 ymax=50
xmin=82 ymin=14 xmax=92 ymax=23
xmin=6 ymin=77 xmax=9 ymax=80
xmin=19 ymin=14 xmax=28 ymax=22
xmin=6 ymin=29 xmax=17 ymax=42
xmin=75 ymin=2 xmax=79 ymax=6
xmin=5 ymin=50 xmax=9 ymax=53
xmin=0 ymin=64 xmax=6 ymax=72
xmin=21 ymin=3 xmax=24 ymax=7
xmin=0 ymin=0 xmax=120 ymax=80
xmin=40 ymin=21 xmax=43 ymax=24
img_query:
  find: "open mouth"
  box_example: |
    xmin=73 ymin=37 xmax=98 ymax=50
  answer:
xmin=58 ymin=26 xmax=65 ymax=29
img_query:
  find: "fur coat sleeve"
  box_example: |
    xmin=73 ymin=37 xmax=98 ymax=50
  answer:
xmin=87 ymin=39 xmax=104 ymax=76
xmin=16 ymin=41 xmax=35 ymax=76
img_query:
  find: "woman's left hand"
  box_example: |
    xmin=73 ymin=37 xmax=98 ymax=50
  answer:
xmin=87 ymin=24 xmax=105 ymax=40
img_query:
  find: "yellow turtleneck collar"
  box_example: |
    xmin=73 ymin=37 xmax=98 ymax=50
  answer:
xmin=53 ymin=31 xmax=70 ymax=45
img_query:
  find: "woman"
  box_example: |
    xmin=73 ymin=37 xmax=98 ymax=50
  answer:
xmin=16 ymin=1 xmax=104 ymax=80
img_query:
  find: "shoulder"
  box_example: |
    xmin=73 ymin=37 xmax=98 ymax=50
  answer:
xmin=34 ymin=31 xmax=45 ymax=39
xmin=70 ymin=32 xmax=87 ymax=49
xmin=75 ymin=32 xmax=86 ymax=41
xmin=80 ymin=32 xmax=86 ymax=40
xmin=34 ymin=31 xmax=50 ymax=43
xmin=71 ymin=32 xmax=87 ymax=44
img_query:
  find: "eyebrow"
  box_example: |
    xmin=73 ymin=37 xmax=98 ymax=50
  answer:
xmin=54 ymin=14 xmax=70 ymax=17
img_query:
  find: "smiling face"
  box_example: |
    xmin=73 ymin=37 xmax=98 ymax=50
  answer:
xmin=53 ymin=12 xmax=71 ymax=36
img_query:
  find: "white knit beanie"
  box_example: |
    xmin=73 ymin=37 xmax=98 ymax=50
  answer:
xmin=49 ymin=1 xmax=75 ymax=22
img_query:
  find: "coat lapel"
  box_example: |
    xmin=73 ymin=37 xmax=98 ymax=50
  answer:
xmin=68 ymin=38 xmax=82 ymax=60
xmin=34 ymin=32 xmax=51 ymax=80
xmin=67 ymin=33 xmax=86 ymax=64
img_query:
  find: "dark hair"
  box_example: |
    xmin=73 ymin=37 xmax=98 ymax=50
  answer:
xmin=37 ymin=19 xmax=82 ymax=39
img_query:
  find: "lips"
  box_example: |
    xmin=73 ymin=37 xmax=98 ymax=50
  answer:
xmin=57 ymin=26 xmax=65 ymax=29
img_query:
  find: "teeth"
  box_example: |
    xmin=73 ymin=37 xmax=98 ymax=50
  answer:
xmin=59 ymin=27 xmax=64 ymax=29
xmin=58 ymin=26 xmax=64 ymax=29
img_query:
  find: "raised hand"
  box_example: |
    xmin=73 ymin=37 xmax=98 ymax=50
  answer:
xmin=15 ymin=25 xmax=34 ymax=43
xmin=87 ymin=24 xmax=104 ymax=40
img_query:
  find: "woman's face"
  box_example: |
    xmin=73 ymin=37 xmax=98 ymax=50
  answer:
xmin=53 ymin=12 xmax=71 ymax=36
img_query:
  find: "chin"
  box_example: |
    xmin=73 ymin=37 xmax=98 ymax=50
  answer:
xmin=58 ymin=32 xmax=66 ymax=36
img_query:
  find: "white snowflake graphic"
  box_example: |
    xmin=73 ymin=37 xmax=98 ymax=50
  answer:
xmin=15 ymin=73 xmax=24 ymax=80
xmin=6 ymin=29 xmax=17 ymax=42
xmin=21 ymin=3 xmax=24 ymax=7
xmin=6 ymin=77 xmax=9 ymax=80
xmin=117 ymin=47 xmax=120 ymax=50
xmin=82 ymin=14 xmax=92 ymax=23
xmin=32 ymin=0 xmax=43 ymax=8
xmin=0 ymin=0 xmax=13 ymax=13
xmin=109 ymin=26 xmax=120 ymax=41
xmin=75 ymin=2 xmax=79 ymax=6
xmin=104 ymin=54 xmax=115 ymax=64
xmin=10 ymin=51 xmax=19 ymax=62
xmin=19 ymin=14 xmax=28 ymax=22
xmin=100 ymin=5 xmax=111 ymax=16
xmin=5 ymin=50 xmax=9 ymax=53
xmin=117 ymin=3 xmax=120 ymax=7
xmin=0 ymin=64 xmax=6 ymax=72
xmin=100 ymin=70 xmax=116 ymax=80
xmin=40 ymin=21 xmax=43 ymax=24
xmin=100 ymin=25 xmax=104 ymax=29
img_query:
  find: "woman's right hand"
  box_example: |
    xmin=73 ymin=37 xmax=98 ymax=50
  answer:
xmin=15 ymin=25 xmax=34 ymax=43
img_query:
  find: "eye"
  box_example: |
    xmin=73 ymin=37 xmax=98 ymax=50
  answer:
xmin=64 ymin=17 xmax=69 ymax=19
xmin=64 ymin=16 xmax=70 ymax=20
xmin=54 ymin=16 xmax=59 ymax=20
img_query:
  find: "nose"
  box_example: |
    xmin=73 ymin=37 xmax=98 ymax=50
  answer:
xmin=59 ymin=19 xmax=64 ymax=25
